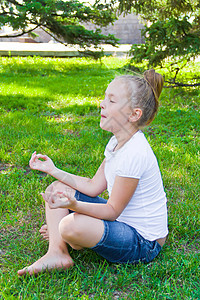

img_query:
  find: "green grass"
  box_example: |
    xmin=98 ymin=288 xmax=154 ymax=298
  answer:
xmin=0 ymin=56 xmax=199 ymax=299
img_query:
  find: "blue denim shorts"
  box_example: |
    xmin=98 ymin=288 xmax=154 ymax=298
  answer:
xmin=75 ymin=190 xmax=162 ymax=264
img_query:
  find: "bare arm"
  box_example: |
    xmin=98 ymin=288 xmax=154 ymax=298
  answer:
xmin=49 ymin=176 xmax=139 ymax=221
xmin=50 ymin=159 xmax=107 ymax=197
xmin=29 ymin=152 xmax=107 ymax=197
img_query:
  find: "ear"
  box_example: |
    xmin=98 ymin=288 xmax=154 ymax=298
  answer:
xmin=129 ymin=108 xmax=142 ymax=123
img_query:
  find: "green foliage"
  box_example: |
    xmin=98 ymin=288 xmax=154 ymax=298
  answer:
xmin=130 ymin=16 xmax=199 ymax=65
xmin=0 ymin=57 xmax=199 ymax=299
xmin=118 ymin=0 xmax=200 ymax=82
xmin=0 ymin=0 xmax=118 ymax=58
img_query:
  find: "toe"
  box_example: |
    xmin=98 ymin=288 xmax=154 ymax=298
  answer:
xmin=17 ymin=267 xmax=28 ymax=276
xmin=39 ymin=224 xmax=47 ymax=232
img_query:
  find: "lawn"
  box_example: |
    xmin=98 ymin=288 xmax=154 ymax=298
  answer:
xmin=0 ymin=56 xmax=199 ymax=299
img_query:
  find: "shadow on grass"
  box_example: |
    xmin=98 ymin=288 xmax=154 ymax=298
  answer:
xmin=161 ymin=86 xmax=200 ymax=103
xmin=0 ymin=58 xmax=125 ymax=106
xmin=0 ymin=57 xmax=114 ymax=77
xmin=0 ymin=73 xmax=111 ymax=111
xmin=0 ymin=58 xmax=117 ymax=88
xmin=0 ymin=93 xmax=99 ymax=114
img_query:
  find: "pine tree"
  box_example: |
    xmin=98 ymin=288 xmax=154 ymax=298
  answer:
xmin=118 ymin=0 xmax=200 ymax=85
xmin=0 ymin=0 xmax=118 ymax=58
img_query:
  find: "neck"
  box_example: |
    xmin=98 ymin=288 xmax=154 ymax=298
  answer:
xmin=114 ymin=126 xmax=139 ymax=151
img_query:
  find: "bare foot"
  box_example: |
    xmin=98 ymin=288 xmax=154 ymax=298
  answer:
xmin=17 ymin=251 xmax=74 ymax=276
xmin=39 ymin=224 xmax=49 ymax=241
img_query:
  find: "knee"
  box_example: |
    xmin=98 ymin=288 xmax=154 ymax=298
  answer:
xmin=59 ymin=214 xmax=82 ymax=245
xmin=44 ymin=181 xmax=57 ymax=197
xmin=45 ymin=180 xmax=60 ymax=194
xmin=59 ymin=215 xmax=69 ymax=237
xmin=45 ymin=181 xmax=75 ymax=198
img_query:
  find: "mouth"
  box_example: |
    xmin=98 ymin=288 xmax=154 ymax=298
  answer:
xmin=101 ymin=114 xmax=107 ymax=118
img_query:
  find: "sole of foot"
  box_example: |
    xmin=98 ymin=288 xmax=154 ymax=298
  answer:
xmin=17 ymin=251 xmax=74 ymax=276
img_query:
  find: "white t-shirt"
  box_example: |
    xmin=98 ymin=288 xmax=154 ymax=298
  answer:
xmin=104 ymin=130 xmax=168 ymax=241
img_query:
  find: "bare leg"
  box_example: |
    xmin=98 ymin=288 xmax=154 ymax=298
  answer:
xmin=18 ymin=182 xmax=74 ymax=276
xmin=59 ymin=213 xmax=104 ymax=250
xmin=39 ymin=214 xmax=105 ymax=249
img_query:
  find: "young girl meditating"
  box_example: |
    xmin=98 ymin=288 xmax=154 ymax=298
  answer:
xmin=18 ymin=69 xmax=168 ymax=276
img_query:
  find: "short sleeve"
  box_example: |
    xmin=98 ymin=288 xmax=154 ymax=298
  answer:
xmin=116 ymin=150 xmax=146 ymax=179
xmin=104 ymin=136 xmax=117 ymax=160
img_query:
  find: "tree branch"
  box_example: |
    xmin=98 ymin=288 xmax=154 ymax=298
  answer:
xmin=0 ymin=11 xmax=23 ymax=17
xmin=40 ymin=26 xmax=103 ymax=56
xmin=164 ymin=82 xmax=200 ymax=88
xmin=40 ymin=26 xmax=68 ymax=46
xmin=5 ymin=0 xmax=23 ymax=7
xmin=0 ymin=25 xmax=40 ymax=38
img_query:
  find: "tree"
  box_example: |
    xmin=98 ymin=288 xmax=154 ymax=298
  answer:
xmin=118 ymin=0 xmax=200 ymax=86
xmin=0 ymin=0 xmax=118 ymax=58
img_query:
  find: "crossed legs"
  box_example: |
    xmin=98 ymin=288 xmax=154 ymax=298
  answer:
xmin=17 ymin=181 xmax=104 ymax=276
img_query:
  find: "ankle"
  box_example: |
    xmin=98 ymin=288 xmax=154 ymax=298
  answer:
xmin=48 ymin=244 xmax=69 ymax=255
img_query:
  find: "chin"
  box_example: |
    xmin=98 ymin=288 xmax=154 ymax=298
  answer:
xmin=100 ymin=120 xmax=105 ymax=130
xmin=100 ymin=119 xmax=114 ymax=133
xmin=100 ymin=123 xmax=109 ymax=132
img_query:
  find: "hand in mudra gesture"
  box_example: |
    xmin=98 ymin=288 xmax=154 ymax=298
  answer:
xmin=29 ymin=151 xmax=55 ymax=174
xmin=41 ymin=190 xmax=77 ymax=210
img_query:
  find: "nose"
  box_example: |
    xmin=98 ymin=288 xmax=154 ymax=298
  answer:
xmin=100 ymin=99 xmax=105 ymax=109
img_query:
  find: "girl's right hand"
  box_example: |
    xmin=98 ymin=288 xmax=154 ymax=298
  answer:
xmin=29 ymin=151 xmax=55 ymax=174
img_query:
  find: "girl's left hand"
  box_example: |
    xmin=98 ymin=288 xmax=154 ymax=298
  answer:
xmin=41 ymin=191 xmax=77 ymax=210
xmin=29 ymin=151 xmax=55 ymax=174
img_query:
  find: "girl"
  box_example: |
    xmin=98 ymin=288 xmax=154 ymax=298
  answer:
xmin=18 ymin=69 xmax=168 ymax=276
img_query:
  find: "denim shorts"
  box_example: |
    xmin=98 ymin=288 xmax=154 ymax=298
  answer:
xmin=75 ymin=190 xmax=162 ymax=264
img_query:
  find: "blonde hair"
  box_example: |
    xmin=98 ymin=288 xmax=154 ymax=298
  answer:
xmin=115 ymin=69 xmax=164 ymax=126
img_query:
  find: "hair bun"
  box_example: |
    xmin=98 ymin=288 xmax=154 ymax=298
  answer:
xmin=144 ymin=69 xmax=164 ymax=101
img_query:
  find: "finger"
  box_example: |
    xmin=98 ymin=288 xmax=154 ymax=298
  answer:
xmin=45 ymin=191 xmax=52 ymax=202
xmin=36 ymin=154 xmax=48 ymax=160
xmin=30 ymin=152 xmax=37 ymax=161
xmin=29 ymin=159 xmax=36 ymax=169
xmin=31 ymin=151 xmax=36 ymax=157
xmin=56 ymin=193 xmax=68 ymax=203
xmin=63 ymin=191 xmax=74 ymax=201
xmin=51 ymin=193 xmax=57 ymax=204
xmin=52 ymin=190 xmax=62 ymax=200
xmin=48 ymin=202 xmax=57 ymax=209
xmin=29 ymin=152 xmax=37 ymax=166
xmin=60 ymin=197 xmax=69 ymax=205
xmin=62 ymin=191 xmax=69 ymax=197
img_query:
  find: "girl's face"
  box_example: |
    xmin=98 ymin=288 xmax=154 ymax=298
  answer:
xmin=100 ymin=79 xmax=133 ymax=134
